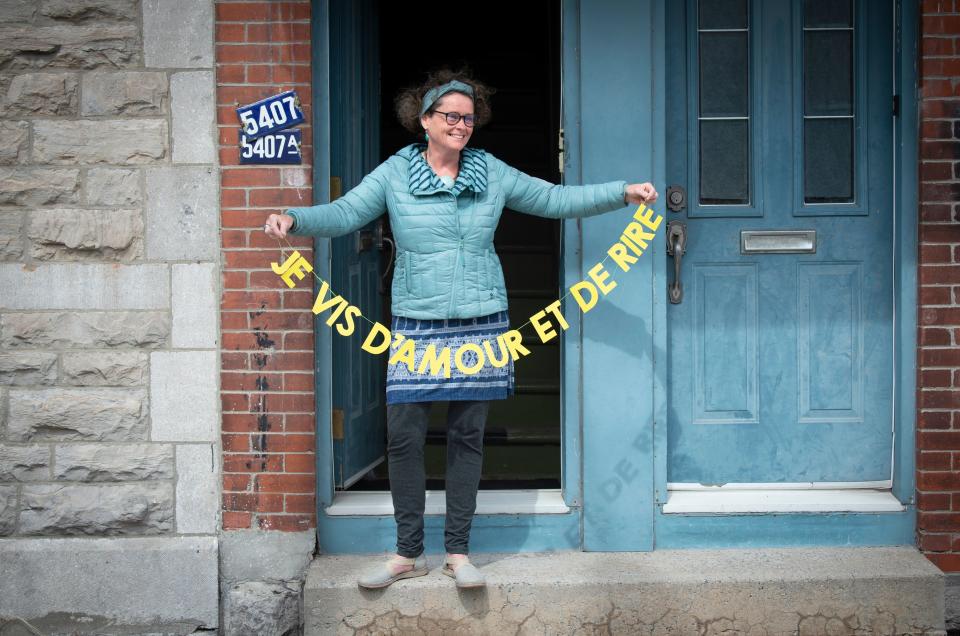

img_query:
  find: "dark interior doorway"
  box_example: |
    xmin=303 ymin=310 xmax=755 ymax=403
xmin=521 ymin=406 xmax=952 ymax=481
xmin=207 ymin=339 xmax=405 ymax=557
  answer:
xmin=347 ymin=0 xmax=564 ymax=490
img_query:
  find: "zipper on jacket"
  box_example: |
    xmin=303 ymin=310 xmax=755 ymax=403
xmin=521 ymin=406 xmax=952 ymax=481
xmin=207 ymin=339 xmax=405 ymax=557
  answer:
xmin=448 ymin=193 xmax=463 ymax=316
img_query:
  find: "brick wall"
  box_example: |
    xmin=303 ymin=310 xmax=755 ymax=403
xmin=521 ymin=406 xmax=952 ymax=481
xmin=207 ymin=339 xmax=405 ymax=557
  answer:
xmin=918 ymin=0 xmax=960 ymax=571
xmin=216 ymin=0 xmax=317 ymax=532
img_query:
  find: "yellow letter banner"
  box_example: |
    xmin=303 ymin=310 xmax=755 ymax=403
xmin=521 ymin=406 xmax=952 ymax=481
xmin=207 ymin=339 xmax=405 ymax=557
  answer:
xmin=268 ymin=205 xmax=663 ymax=376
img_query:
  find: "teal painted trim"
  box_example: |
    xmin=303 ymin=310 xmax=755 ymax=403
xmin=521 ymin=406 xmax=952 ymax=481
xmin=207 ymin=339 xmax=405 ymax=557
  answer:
xmin=311 ymin=0 xmax=334 ymax=509
xmin=328 ymin=0 xmax=346 ymax=485
xmin=317 ymin=512 xmax=582 ymax=554
xmin=655 ymin=507 xmax=915 ymax=549
xmin=684 ymin=0 xmax=764 ymax=218
xmin=578 ymin=0 xmax=658 ymax=551
xmin=893 ymin=0 xmax=918 ymax=507
xmin=560 ymin=0 xmax=584 ymax=512
xmin=651 ymin=0 xmax=670 ymax=511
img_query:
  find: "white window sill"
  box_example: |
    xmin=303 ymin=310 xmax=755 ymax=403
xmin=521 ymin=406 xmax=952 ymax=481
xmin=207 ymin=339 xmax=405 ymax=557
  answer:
xmin=325 ymin=489 xmax=570 ymax=516
xmin=662 ymin=488 xmax=905 ymax=514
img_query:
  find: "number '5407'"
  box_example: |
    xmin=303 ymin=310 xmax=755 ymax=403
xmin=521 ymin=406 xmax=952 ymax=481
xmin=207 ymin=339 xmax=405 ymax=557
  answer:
xmin=237 ymin=91 xmax=303 ymax=138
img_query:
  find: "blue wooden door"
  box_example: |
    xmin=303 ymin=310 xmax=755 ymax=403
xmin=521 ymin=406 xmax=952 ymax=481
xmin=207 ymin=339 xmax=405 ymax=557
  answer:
xmin=665 ymin=0 xmax=894 ymax=484
xmin=329 ymin=0 xmax=386 ymax=489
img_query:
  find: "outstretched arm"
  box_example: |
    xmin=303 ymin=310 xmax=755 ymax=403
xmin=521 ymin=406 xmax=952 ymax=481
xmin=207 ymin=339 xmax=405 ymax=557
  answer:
xmin=265 ymin=162 xmax=390 ymax=239
xmin=498 ymin=157 xmax=657 ymax=220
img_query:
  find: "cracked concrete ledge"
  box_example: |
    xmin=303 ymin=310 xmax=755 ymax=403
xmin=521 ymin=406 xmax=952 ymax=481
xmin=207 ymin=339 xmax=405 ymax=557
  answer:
xmin=303 ymin=547 xmax=945 ymax=635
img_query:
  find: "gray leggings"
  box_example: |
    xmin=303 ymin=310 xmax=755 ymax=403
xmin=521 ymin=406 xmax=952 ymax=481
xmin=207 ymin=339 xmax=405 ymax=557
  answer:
xmin=386 ymin=400 xmax=489 ymax=557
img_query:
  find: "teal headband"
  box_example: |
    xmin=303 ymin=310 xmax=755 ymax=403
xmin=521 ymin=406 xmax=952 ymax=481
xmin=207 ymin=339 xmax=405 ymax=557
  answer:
xmin=419 ymin=80 xmax=475 ymax=117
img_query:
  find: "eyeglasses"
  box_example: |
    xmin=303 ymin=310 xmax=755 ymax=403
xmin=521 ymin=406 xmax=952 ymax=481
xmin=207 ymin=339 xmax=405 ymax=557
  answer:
xmin=432 ymin=110 xmax=475 ymax=127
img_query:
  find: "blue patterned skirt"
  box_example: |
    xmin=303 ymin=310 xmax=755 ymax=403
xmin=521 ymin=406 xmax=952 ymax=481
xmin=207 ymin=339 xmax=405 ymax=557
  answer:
xmin=385 ymin=311 xmax=515 ymax=405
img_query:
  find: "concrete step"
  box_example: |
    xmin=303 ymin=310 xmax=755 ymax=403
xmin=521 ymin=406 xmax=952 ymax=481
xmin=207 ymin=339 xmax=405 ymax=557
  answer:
xmin=303 ymin=547 xmax=945 ymax=635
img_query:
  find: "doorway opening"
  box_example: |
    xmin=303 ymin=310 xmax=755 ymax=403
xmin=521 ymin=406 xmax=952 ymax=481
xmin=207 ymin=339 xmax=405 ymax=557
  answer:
xmin=342 ymin=0 xmax=564 ymax=492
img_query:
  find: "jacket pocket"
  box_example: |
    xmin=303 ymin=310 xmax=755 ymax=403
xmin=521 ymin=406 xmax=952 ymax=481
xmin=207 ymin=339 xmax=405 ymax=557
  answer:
xmin=404 ymin=251 xmax=412 ymax=294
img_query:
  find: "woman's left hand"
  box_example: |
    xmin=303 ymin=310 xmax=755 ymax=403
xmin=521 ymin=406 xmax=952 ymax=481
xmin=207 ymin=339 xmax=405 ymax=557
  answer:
xmin=624 ymin=182 xmax=658 ymax=205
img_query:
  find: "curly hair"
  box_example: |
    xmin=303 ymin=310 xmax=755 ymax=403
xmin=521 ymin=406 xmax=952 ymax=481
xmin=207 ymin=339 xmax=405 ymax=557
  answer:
xmin=394 ymin=68 xmax=495 ymax=134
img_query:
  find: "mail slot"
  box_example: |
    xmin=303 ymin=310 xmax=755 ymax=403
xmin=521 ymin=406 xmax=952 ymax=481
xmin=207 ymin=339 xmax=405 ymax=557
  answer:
xmin=740 ymin=230 xmax=817 ymax=254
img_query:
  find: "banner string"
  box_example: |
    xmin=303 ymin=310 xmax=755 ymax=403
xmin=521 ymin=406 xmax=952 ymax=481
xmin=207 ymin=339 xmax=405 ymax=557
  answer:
xmin=272 ymin=233 xmax=621 ymax=339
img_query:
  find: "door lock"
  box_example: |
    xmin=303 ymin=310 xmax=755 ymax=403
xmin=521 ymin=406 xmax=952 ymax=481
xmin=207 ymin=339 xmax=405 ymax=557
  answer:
xmin=356 ymin=229 xmax=375 ymax=253
xmin=666 ymin=185 xmax=687 ymax=213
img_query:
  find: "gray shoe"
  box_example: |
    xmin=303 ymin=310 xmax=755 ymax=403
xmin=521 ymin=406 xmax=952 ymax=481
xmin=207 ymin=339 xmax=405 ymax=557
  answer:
xmin=441 ymin=557 xmax=486 ymax=589
xmin=357 ymin=554 xmax=428 ymax=589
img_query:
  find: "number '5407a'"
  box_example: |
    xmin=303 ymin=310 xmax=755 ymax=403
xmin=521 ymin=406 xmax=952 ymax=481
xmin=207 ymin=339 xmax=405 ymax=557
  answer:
xmin=240 ymin=130 xmax=301 ymax=165
xmin=236 ymin=91 xmax=304 ymax=139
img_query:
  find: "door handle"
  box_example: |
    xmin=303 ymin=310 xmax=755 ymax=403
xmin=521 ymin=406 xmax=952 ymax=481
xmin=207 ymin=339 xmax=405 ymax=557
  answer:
xmin=666 ymin=221 xmax=687 ymax=304
xmin=375 ymin=219 xmax=395 ymax=295
xmin=355 ymin=220 xmax=396 ymax=295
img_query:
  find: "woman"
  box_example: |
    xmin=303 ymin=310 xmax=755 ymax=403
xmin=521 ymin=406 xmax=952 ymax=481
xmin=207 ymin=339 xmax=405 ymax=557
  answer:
xmin=264 ymin=70 xmax=657 ymax=590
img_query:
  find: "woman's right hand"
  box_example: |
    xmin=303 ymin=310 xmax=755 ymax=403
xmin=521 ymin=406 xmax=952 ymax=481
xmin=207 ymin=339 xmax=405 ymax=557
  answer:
xmin=624 ymin=182 xmax=658 ymax=205
xmin=264 ymin=213 xmax=294 ymax=239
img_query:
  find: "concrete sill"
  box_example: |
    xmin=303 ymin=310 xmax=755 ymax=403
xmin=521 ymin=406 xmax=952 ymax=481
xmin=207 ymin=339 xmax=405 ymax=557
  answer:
xmin=662 ymin=488 xmax=906 ymax=514
xmin=325 ymin=489 xmax=570 ymax=516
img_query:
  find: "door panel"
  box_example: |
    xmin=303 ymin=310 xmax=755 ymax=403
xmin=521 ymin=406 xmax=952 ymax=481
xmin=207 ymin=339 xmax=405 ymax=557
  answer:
xmin=693 ymin=264 xmax=759 ymax=424
xmin=666 ymin=0 xmax=894 ymax=484
xmin=797 ymin=263 xmax=863 ymax=422
xmin=329 ymin=0 xmax=385 ymax=489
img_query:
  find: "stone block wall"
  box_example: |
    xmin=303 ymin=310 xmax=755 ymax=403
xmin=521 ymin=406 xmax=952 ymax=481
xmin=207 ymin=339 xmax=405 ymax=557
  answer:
xmin=918 ymin=0 xmax=960 ymax=573
xmin=0 ymin=0 xmax=220 ymax=629
xmin=215 ymin=0 xmax=316 ymax=534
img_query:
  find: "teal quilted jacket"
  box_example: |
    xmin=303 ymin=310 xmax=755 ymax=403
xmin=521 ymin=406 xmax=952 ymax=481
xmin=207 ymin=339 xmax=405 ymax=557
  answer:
xmin=287 ymin=144 xmax=627 ymax=320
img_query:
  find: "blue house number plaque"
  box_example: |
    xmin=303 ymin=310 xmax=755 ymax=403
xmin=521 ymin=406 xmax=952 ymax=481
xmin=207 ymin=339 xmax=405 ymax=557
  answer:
xmin=237 ymin=90 xmax=304 ymax=164
xmin=240 ymin=129 xmax=302 ymax=165
xmin=236 ymin=90 xmax=304 ymax=139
